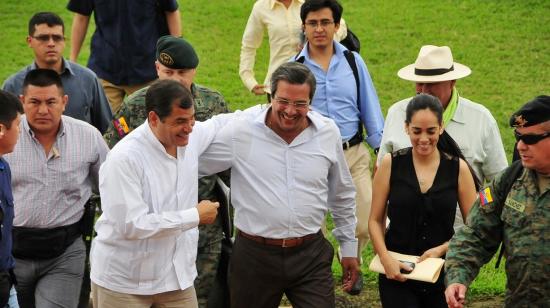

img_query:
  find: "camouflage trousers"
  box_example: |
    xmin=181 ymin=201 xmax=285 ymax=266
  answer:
xmin=195 ymin=223 xmax=223 ymax=308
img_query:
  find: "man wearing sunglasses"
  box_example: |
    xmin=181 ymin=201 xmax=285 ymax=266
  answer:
xmin=2 ymin=12 xmax=112 ymax=134
xmin=445 ymin=95 xmax=550 ymax=308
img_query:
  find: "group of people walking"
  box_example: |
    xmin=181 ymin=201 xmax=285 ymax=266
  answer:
xmin=0 ymin=0 xmax=547 ymax=308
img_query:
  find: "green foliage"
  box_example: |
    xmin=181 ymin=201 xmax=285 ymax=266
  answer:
xmin=1 ymin=0 xmax=548 ymax=298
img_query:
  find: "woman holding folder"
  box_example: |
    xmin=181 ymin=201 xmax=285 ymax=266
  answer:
xmin=369 ymin=94 xmax=480 ymax=307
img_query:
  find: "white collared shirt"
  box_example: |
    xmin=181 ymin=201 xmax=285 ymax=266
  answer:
xmin=200 ymin=105 xmax=358 ymax=257
xmin=91 ymin=118 xmax=224 ymax=295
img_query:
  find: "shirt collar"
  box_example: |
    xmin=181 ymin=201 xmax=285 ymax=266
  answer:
xmin=31 ymin=58 xmax=74 ymax=76
xmin=450 ymin=90 xmax=467 ymax=124
xmin=298 ymin=40 xmax=345 ymax=62
xmin=270 ymin=0 xmax=303 ymax=10
xmin=190 ymin=83 xmax=198 ymax=98
xmin=142 ymin=119 xmax=180 ymax=160
xmin=21 ymin=114 xmax=66 ymax=139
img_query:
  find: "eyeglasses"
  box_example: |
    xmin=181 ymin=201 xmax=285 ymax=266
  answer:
xmin=514 ymin=130 xmax=550 ymax=145
xmin=304 ymin=20 xmax=335 ymax=29
xmin=273 ymin=97 xmax=309 ymax=109
xmin=32 ymin=34 xmax=65 ymax=43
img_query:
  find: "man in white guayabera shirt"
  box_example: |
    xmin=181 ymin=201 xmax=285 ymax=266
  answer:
xmin=90 ymin=80 xmax=224 ymax=307
xmin=199 ymin=62 xmax=360 ymax=308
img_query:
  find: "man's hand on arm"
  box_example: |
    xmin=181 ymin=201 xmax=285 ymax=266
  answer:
xmin=445 ymin=283 xmax=467 ymax=308
xmin=340 ymin=257 xmax=360 ymax=292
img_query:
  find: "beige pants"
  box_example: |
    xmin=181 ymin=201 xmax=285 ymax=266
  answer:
xmin=91 ymin=282 xmax=198 ymax=308
xmin=344 ymin=143 xmax=373 ymax=261
xmin=100 ymin=79 xmax=152 ymax=114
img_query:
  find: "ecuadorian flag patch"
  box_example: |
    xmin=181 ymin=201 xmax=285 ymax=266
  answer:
xmin=113 ymin=117 xmax=130 ymax=138
xmin=479 ymin=187 xmax=493 ymax=207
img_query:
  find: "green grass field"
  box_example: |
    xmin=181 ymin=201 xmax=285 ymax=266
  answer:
xmin=1 ymin=0 xmax=548 ymax=302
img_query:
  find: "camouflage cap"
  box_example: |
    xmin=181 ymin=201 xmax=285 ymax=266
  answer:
xmin=509 ymin=95 xmax=550 ymax=128
xmin=156 ymin=35 xmax=199 ymax=69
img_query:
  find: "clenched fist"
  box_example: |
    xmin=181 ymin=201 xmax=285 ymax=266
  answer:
xmin=197 ymin=200 xmax=219 ymax=225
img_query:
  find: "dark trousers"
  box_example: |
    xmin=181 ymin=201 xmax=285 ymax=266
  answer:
xmin=230 ymin=232 xmax=335 ymax=308
xmin=378 ymin=274 xmax=447 ymax=308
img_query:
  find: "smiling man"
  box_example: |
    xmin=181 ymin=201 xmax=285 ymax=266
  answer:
xmin=101 ymin=36 xmax=230 ymax=307
xmin=200 ymin=62 xmax=359 ymax=308
xmin=445 ymin=95 xmax=550 ymax=308
xmin=2 ymin=12 xmax=112 ymax=134
xmin=293 ymin=0 xmax=384 ymax=294
xmin=91 ymin=79 xmax=224 ymax=307
xmin=4 ymin=69 xmax=109 ymax=308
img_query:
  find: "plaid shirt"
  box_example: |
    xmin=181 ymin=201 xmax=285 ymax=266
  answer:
xmin=4 ymin=115 xmax=109 ymax=228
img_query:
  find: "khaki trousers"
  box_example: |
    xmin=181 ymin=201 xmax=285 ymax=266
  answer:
xmin=91 ymin=282 xmax=198 ymax=308
xmin=321 ymin=143 xmax=372 ymax=261
xmin=344 ymin=143 xmax=373 ymax=261
xmin=100 ymin=79 xmax=152 ymax=114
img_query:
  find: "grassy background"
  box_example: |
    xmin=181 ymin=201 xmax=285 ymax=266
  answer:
xmin=1 ymin=0 xmax=548 ymax=300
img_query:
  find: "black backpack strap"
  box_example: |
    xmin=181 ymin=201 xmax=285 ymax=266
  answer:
xmin=494 ymin=160 xmax=524 ymax=268
xmin=295 ymin=54 xmax=305 ymax=64
xmin=343 ymin=50 xmax=363 ymax=139
xmin=343 ymin=50 xmax=360 ymax=111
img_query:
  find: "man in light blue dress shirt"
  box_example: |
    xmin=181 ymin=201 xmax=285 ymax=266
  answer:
xmin=294 ymin=0 xmax=384 ymax=294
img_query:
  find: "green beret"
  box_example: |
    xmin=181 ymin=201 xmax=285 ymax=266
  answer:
xmin=509 ymin=95 xmax=550 ymax=128
xmin=156 ymin=36 xmax=199 ymax=69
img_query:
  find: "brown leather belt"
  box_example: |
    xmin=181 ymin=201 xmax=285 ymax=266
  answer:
xmin=238 ymin=230 xmax=320 ymax=248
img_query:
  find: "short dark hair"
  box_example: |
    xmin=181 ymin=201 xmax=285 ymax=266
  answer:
xmin=270 ymin=62 xmax=317 ymax=100
xmin=22 ymin=69 xmax=64 ymax=95
xmin=405 ymin=94 xmax=481 ymax=190
xmin=145 ymin=80 xmax=194 ymax=121
xmin=28 ymin=12 xmax=64 ymax=36
xmin=300 ymin=0 xmax=343 ymax=24
xmin=0 ymin=90 xmax=23 ymax=129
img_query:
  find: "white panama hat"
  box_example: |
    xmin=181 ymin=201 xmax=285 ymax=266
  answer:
xmin=397 ymin=45 xmax=471 ymax=83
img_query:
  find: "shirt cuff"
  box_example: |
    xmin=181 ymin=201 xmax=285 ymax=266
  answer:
xmin=339 ymin=240 xmax=358 ymax=258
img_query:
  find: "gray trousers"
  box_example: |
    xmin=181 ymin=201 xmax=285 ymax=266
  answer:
xmin=15 ymin=238 xmax=86 ymax=308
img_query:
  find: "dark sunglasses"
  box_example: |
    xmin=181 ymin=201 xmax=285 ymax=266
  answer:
xmin=32 ymin=34 xmax=65 ymax=43
xmin=514 ymin=130 xmax=550 ymax=145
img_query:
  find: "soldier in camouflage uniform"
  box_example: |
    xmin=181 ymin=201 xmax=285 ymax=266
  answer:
xmin=103 ymin=36 xmax=230 ymax=308
xmin=445 ymin=95 xmax=550 ymax=308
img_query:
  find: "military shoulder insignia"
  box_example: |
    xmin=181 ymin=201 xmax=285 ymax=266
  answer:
xmin=159 ymin=52 xmax=174 ymax=66
xmin=113 ymin=117 xmax=130 ymax=138
xmin=479 ymin=187 xmax=494 ymax=208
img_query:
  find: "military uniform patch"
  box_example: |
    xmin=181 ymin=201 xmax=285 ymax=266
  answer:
xmin=479 ymin=187 xmax=494 ymax=207
xmin=505 ymin=198 xmax=525 ymax=212
xmin=113 ymin=116 xmax=130 ymax=138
